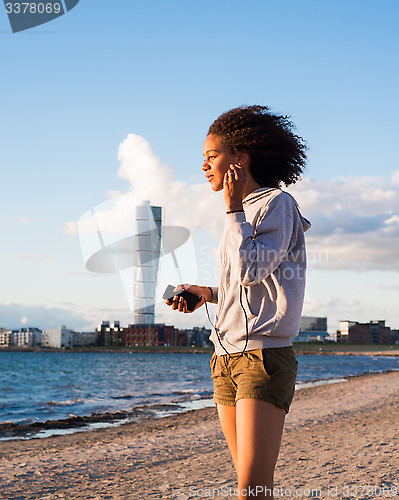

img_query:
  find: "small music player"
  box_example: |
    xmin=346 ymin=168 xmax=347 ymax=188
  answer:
xmin=163 ymin=285 xmax=200 ymax=312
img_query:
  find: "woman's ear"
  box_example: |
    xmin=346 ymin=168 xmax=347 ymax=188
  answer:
xmin=237 ymin=153 xmax=250 ymax=166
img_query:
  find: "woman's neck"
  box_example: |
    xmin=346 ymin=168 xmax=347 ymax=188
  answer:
xmin=242 ymin=178 xmax=262 ymax=200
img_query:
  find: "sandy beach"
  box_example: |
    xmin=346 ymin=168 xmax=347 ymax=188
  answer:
xmin=1 ymin=370 xmax=398 ymax=499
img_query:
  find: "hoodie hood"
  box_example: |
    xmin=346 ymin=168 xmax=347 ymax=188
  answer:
xmin=243 ymin=187 xmax=311 ymax=232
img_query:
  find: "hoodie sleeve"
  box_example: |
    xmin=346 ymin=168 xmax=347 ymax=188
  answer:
xmin=209 ymin=286 xmax=218 ymax=304
xmin=225 ymin=198 xmax=295 ymax=286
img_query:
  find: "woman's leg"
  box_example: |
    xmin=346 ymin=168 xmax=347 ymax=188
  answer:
xmin=236 ymin=399 xmax=285 ymax=500
xmin=216 ymin=404 xmax=238 ymax=471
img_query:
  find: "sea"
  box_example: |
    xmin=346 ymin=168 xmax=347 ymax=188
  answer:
xmin=1 ymin=350 xmax=398 ymax=440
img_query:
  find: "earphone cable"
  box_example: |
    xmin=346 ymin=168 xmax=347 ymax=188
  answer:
xmin=204 ymin=284 xmax=249 ymax=359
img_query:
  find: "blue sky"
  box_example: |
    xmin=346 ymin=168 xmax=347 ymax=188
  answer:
xmin=1 ymin=0 xmax=398 ymax=333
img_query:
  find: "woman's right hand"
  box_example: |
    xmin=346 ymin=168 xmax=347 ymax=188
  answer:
xmin=165 ymin=284 xmax=211 ymax=314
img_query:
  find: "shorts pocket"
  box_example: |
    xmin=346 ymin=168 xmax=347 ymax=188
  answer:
xmin=210 ymin=352 xmax=223 ymax=379
xmin=261 ymin=347 xmax=298 ymax=378
xmin=245 ymin=349 xmax=270 ymax=378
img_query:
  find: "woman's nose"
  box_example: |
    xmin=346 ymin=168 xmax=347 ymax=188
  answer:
xmin=202 ymin=161 xmax=210 ymax=171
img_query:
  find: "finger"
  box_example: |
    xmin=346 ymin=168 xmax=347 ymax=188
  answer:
xmin=235 ymin=165 xmax=242 ymax=178
xmin=178 ymin=283 xmax=193 ymax=294
xmin=171 ymin=295 xmax=180 ymax=310
xmin=229 ymin=165 xmax=237 ymax=179
xmin=178 ymin=296 xmax=186 ymax=312
xmin=176 ymin=296 xmax=182 ymax=311
xmin=226 ymin=170 xmax=234 ymax=182
xmin=232 ymin=164 xmax=244 ymax=180
xmin=223 ymin=172 xmax=229 ymax=185
xmin=236 ymin=164 xmax=247 ymax=180
xmin=229 ymin=164 xmax=241 ymax=176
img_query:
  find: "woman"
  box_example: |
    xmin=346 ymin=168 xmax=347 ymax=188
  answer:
xmin=166 ymin=105 xmax=310 ymax=499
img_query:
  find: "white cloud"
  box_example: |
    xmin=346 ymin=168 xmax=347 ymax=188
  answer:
xmin=301 ymin=294 xmax=370 ymax=332
xmin=116 ymin=134 xmax=225 ymax=235
xmin=288 ymin=174 xmax=399 ymax=271
xmin=383 ymin=215 xmax=399 ymax=234
xmin=64 ymin=133 xmax=225 ymax=239
xmin=64 ymin=134 xmax=399 ymax=273
xmin=305 ymin=232 xmax=399 ymax=271
xmin=106 ymin=190 xmax=122 ymax=199
xmin=302 ymin=294 xmax=322 ymax=314
xmin=0 ymin=303 xmax=93 ymax=331
xmin=117 ymin=134 xmax=174 ymax=200
xmin=391 ymin=171 xmax=399 ymax=185
xmin=63 ymin=221 xmax=78 ymax=235
xmin=289 ymin=176 xmax=398 ymax=215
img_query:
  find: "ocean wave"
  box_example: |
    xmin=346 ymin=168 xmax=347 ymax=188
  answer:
xmin=296 ymin=378 xmax=347 ymax=390
xmin=45 ymin=398 xmax=82 ymax=407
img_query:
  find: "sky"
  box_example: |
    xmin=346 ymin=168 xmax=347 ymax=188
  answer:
xmin=1 ymin=0 xmax=398 ymax=334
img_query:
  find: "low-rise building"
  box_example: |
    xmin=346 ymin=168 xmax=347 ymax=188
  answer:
xmin=337 ymin=320 xmax=357 ymax=343
xmin=12 ymin=327 xmax=42 ymax=347
xmin=178 ymin=327 xmax=212 ymax=347
xmin=94 ymin=321 xmax=185 ymax=347
xmin=124 ymin=323 xmax=177 ymax=347
xmin=163 ymin=325 xmax=185 ymax=346
xmin=338 ymin=320 xmax=391 ymax=344
xmin=41 ymin=326 xmax=74 ymax=348
xmin=391 ymin=329 xmax=399 ymax=345
xmin=95 ymin=321 xmax=125 ymax=346
xmin=293 ymin=316 xmax=328 ymax=342
xmin=300 ymin=316 xmax=328 ymax=332
xmin=125 ymin=323 xmax=160 ymax=347
xmin=0 ymin=328 xmax=10 ymax=347
xmin=73 ymin=331 xmax=96 ymax=347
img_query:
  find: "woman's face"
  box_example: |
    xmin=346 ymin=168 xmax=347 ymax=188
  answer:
xmin=202 ymin=134 xmax=239 ymax=191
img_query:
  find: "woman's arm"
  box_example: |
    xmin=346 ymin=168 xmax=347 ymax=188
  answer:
xmin=226 ymin=198 xmax=296 ymax=286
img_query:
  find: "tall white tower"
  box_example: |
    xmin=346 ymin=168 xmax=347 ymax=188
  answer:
xmin=79 ymin=195 xmax=169 ymax=323
xmin=133 ymin=201 xmax=162 ymax=324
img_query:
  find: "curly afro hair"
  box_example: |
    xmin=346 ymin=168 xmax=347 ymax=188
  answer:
xmin=208 ymin=105 xmax=307 ymax=188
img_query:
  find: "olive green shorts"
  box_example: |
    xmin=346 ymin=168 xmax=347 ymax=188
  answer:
xmin=210 ymin=346 xmax=298 ymax=413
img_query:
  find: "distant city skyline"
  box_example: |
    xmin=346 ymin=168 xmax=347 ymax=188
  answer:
xmin=1 ymin=316 xmax=397 ymax=349
xmin=1 ymin=1 xmax=399 ymax=333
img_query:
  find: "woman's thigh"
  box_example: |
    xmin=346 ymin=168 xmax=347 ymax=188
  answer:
xmin=236 ymin=399 xmax=285 ymax=491
xmin=216 ymin=404 xmax=238 ymax=471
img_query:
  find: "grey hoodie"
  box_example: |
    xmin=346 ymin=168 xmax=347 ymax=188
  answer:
xmin=209 ymin=187 xmax=311 ymax=355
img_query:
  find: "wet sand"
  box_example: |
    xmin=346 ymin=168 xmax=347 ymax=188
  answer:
xmin=1 ymin=371 xmax=398 ymax=499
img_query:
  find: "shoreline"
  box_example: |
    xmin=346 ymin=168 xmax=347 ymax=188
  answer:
xmin=1 ymin=370 xmax=398 ymax=499
xmin=1 ymin=368 xmax=398 ymax=443
xmin=2 ymin=344 xmax=399 ymax=356
xmin=0 ymin=399 xmax=216 ymax=442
